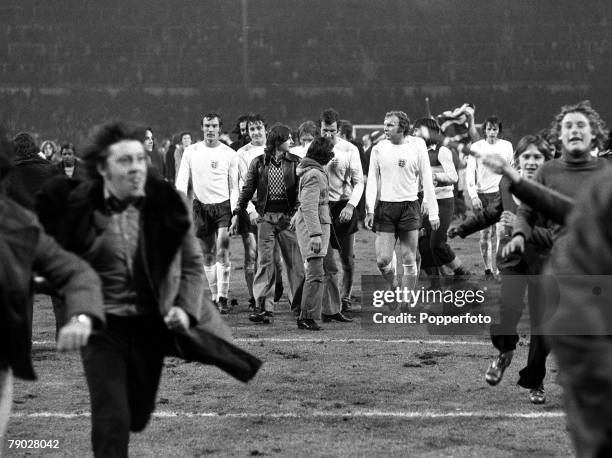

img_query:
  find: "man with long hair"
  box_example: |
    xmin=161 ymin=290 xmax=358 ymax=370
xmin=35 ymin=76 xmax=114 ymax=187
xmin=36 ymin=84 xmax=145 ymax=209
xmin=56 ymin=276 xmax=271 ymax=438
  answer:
xmin=465 ymin=116 xmax=514 ymax=281
xmin=504 ymin=100 xmax=610 ymax=405
xmin=234 ymin=114 xmax=285 ymax=309
xmin=230 ymin=124 xmax=304 ymax=323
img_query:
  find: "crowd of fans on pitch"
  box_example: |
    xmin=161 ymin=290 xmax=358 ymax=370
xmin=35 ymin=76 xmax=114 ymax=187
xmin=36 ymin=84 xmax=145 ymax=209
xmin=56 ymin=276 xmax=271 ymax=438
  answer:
xmin=2 ymin=100 xmax=612 ymax=456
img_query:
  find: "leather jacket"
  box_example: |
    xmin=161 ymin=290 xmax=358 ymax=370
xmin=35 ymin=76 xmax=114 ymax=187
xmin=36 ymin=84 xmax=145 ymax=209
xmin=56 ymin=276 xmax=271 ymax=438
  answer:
xmin=234 ymin=151 xmax=301 ymax=216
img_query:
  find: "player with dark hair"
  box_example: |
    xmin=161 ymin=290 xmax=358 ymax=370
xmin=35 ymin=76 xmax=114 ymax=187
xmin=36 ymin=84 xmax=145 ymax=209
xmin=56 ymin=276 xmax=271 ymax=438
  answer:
xmin=465 ymin=116 xmax=514 ymax=281
xmin=413 ymin=117 xmax=465 ymax=287
xmin=319 ymin=108 xmax=363 ymax=316
xmin=176 ymin=113 xmax=239 ymax=314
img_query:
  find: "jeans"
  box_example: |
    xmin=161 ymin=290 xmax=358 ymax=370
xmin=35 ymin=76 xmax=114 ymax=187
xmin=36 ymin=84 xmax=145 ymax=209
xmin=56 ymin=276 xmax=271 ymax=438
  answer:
xmin=302 ymin=246 xmax=341 ymax=319
xmin=253 ymin=212 xmax=304 ymax=312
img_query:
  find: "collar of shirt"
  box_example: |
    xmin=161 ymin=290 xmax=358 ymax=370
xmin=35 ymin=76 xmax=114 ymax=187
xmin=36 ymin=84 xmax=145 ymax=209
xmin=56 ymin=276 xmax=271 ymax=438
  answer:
xmin=103 ymin=186 xmax=145 ymax=214
xmin=269 ymin=153 xmax=286 ymax=167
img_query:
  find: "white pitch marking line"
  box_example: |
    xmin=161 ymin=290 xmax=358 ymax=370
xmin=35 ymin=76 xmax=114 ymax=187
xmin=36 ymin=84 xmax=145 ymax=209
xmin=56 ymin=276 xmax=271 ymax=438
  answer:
xmin=32 ymin=338 xmax=489 ymax=346
xmin=12 ymin=410 xmax=565 ymax=419
xmin=236 ymin=338 xmax=490 ymax=345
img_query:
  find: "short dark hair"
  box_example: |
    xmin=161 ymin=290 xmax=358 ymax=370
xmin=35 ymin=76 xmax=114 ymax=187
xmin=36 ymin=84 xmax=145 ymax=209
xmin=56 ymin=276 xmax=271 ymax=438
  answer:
xmin=320 ymin=108 xmax=340 ymax=126
xmin=305 ymin=137 xmax=334 ymax=166
xmin=414 ymin=118 xmax=442 ymax=146
xmin=60 ymin=142 xmax=76 ymax=154
xmin=231 ymin=114 xmax=248 ymax=135
xmin=247 ymin=113 xmax=267 ymax=129
xmin=13 ymin=132 xmax=39 ymax=159
xmin=81 ymin=121 xmax=143 ymax=180
xmin=202 ymin=113 xmax=223 ymax=128
xmin=179 ymin=131 xmax=192 ymax=140
xmin=484 ymin=116 xmax=502 ymax=134
xmin=414 ymin=118 xmax=440 ymax=134
xmin=338 ymin=119 xmax=354 ymax=140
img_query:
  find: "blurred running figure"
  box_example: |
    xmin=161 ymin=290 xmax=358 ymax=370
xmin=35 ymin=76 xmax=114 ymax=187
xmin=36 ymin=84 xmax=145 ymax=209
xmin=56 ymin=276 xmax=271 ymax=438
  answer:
xmin=502 ymin=100 xmax=609 ymax=405
xmin=320 ymin=108 xmax=364 ymax=313
xmin=466 ymin=116 xmax=513 ymax=280
xmin=450 ymin=135 xmax=554 ymax=404
xmin=365 ymin=111 xmax=439 ymax=304
xmin=176 ymin=113 xmax=239 ymax=313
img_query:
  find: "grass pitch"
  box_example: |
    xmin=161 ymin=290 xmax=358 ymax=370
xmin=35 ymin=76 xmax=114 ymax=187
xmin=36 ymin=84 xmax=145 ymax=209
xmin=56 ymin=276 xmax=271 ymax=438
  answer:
xmin=5 ymin=228 xmax=573 ymax=457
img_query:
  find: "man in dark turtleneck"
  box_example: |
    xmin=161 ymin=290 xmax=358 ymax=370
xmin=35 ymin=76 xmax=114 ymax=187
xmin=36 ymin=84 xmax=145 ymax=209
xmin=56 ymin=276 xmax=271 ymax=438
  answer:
xmin=501 ymin=100 xmax=610 ymax=404
xmin=512 ymin=101 xmax=610 ymax=249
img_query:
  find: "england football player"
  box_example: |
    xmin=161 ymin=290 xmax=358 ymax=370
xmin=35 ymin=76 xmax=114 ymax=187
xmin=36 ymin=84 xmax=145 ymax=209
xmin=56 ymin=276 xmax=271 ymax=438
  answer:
xmin=176 ymin=113 xmax=239 ymax=313
xmin=365 ymin=111 xmax=439 ymax=304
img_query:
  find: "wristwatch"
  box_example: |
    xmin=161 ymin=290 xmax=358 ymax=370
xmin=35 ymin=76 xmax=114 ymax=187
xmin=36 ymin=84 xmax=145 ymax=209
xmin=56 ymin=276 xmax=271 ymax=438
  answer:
xmin=70 ymin=314 xmax=92 ymax=326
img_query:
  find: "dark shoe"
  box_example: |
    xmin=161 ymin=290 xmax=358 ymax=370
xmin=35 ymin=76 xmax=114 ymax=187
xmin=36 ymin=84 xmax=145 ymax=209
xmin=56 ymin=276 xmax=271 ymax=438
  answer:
xmin=218 ymin=296 xmax=230 ymax=315
xmin=453 ymin=266 xmax=471 ymax=277
xmin=529 ymin=384 xmax=546 ymax=404
xmin=247 ymin=297 xmax=256 ymax=311
xmin=297 ymin=318 xmax=322 ymax=331
xmin=274 ymin=282 xmax=284 ymax=302
xmin=341 ymin=298 xmax=352 ymax=313
xmin=484 ymin=269 xmax=496 ymax=282
xmin=485 ymin=351 xmax=513 ymax=386
xmin=249 ymin=310 xmax=273 ymax=324
xmin=322 ymin=312 xmax=353 ymax=323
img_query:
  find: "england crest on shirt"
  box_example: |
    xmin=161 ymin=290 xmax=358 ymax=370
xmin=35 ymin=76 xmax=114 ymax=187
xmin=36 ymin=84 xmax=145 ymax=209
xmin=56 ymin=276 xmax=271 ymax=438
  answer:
xmin=398 ymin=159 xmax=406 ymax=168
xmin=211 ymin=160 xmax=218 ymax=169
